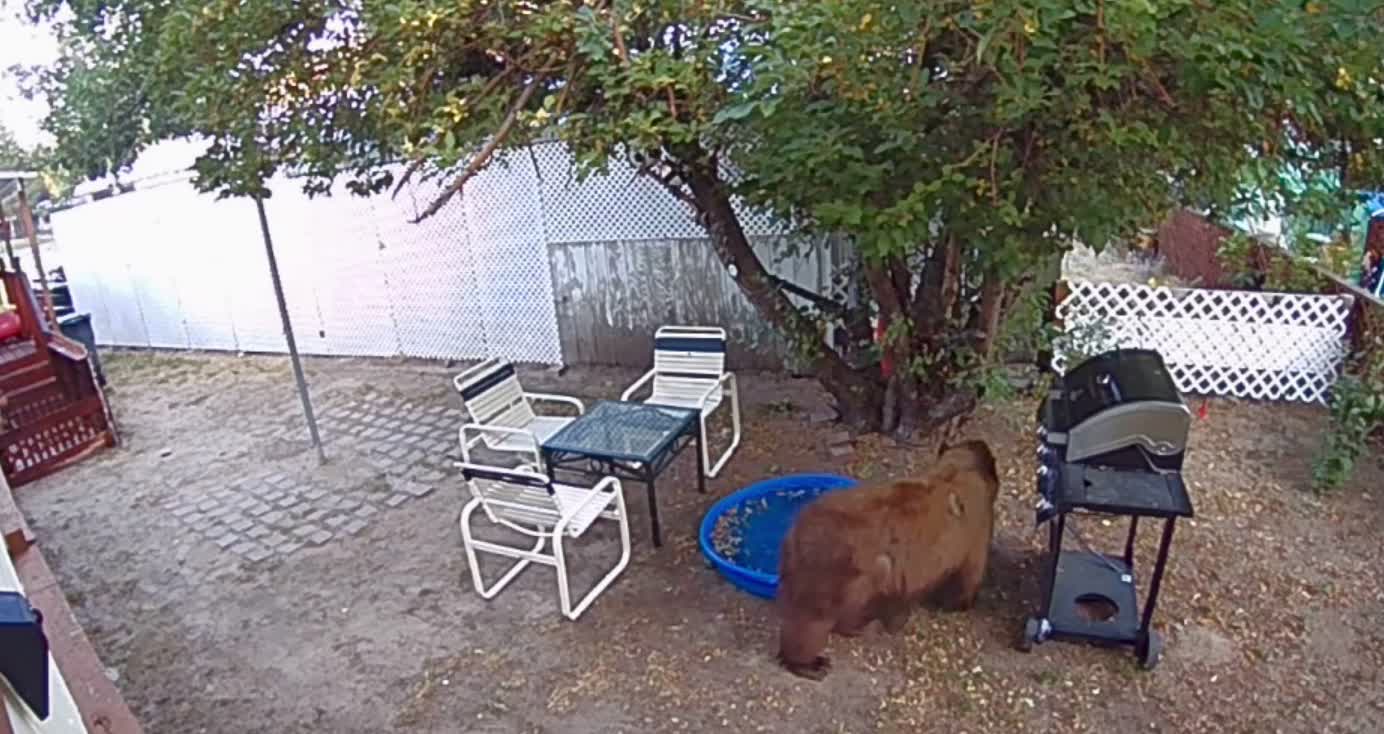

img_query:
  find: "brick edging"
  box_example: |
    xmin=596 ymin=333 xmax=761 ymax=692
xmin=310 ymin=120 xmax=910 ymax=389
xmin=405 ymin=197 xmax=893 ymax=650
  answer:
xmin=4 ymin=479 xmax=144 ymax=734
xmin=0 ymin=481 xmax=33 ymax=556
xmin=9 ymin=546 xmax=145 ymax=734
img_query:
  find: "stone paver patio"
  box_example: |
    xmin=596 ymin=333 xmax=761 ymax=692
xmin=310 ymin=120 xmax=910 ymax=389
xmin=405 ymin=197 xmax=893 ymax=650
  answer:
xmin=164 ymin=391 xmax=457 ymax=564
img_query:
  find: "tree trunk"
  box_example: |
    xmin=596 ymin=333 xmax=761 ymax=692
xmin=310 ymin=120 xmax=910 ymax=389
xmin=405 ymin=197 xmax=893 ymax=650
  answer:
xmin=975 ymin=274 xmax=1005 ymax=362
xmin=682 ymin=162 xmax=883 ymax=429
xmin=676 ymin=154 xmax=989 ymax=436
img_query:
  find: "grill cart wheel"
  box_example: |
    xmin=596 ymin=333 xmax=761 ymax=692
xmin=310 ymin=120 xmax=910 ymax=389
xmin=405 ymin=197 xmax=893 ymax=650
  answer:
xmin=1017 ymin=616 xmax=1044 ymax=653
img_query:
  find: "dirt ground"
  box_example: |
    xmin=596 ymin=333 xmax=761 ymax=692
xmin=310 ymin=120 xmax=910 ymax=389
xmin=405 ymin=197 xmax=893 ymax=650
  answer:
xmin=13 ymin=351 xmax=1384 ymax=733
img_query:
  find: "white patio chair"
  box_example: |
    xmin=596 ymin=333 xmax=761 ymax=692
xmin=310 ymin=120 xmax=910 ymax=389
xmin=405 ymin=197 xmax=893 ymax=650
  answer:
xmin=453 ymin=358 xmax=584 ymax=464
xmin=458 ymin=462 xmax=631 ymax=621
xmin=621 ymin=325 xmax=741 ymax=478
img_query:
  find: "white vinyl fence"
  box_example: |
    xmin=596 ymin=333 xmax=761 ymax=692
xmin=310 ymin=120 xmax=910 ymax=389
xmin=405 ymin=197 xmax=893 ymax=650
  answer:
xmin=1053 ymin=280 xmax=1356 ymax=404
xmin=50 ymin=141 xmax=788 ymax=366
xmin=53 ymin=170 xmax=558 ymax=363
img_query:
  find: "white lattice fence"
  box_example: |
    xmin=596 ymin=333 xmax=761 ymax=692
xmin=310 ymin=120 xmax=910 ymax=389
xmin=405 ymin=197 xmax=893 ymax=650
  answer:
xmin=529 ymin=140 xmax=787 ymax=243
xmin=1053 ymin=281 xmax=1355 ymax=404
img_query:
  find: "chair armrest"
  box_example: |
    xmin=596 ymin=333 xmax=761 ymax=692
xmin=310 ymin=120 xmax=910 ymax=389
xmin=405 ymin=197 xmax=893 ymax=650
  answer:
xmin=621 ymin=369 xmax=657 ymax=401
xmin=455 ymin=461 xmax=550 ymax=484
xmin=556 ymin=476 xmax=623 ymax=530
xmin=458 ymin=423 xmax=542 ymax=466
xmin=697 ymin=372 xmax=735 ymax=410
xmin=589 ymin=475 xmax=622 ymax=495
xmin=525 ymin=391 xmax=585 ymax=415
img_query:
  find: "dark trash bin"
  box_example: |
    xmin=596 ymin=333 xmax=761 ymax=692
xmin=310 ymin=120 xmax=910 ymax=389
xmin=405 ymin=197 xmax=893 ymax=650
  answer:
xmin=58 ymin=312 xmax=105 ymax=386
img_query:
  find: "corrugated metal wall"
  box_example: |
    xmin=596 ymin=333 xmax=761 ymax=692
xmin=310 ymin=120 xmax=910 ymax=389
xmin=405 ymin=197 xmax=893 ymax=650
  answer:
xmin=549 ymin=235 xmax=851 ymax=371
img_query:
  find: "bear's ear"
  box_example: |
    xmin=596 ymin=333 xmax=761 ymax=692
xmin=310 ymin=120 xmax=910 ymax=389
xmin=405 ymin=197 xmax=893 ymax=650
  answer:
xmin=947 ymin=493 xmax=965 ymax=518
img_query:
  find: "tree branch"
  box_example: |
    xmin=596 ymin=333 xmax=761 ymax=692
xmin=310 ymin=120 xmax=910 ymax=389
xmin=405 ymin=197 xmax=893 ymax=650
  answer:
xmin=414 ymin=78 xmax=539 ymax=222
xmin=553 ymin=59 xmax=579 ymax=114
xmin=1142 ymin=62 xmax=1177 ymax=109
xmin=666 ymin=86 xmax=680 ymax=120
xmin=390 ymin=157 xmax=426 ymax=199
xmin=680 ymin=150 xmax=882 ymax=427
xmin=770 ymin=274 xmax=850 ymax=317
xmin=392 ymin=63 xmax=523 ymax=200
xmin=925 ymin=389 xmax=979 ymax=429
xmin=974 ymin=273 xmax=1005 ymax=361
xmin=612 ymin=16 xmax=630 ymax=64
xmin=912 ymin=236 xmax=959 ymax=332
xmin=636 ymin=157 xmax=699 ymax=208
xmin=989 ymin=129 xmax=1003 ymax=205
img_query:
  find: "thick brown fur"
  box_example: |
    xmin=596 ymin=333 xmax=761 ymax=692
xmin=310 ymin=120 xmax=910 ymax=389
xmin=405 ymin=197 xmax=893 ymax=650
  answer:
xmin=775 ymin=440 xmax=1000 ymax=680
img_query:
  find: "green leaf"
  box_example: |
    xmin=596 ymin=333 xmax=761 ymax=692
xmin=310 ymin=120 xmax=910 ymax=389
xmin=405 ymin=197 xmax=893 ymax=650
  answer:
xmin=976 ymin=27 xmax=997 ymax=62
xmin=712 ymin=102 xmax=757 ymax=125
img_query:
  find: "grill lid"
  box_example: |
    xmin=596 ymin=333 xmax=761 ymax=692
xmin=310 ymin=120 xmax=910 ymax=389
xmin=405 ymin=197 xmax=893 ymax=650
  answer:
xmin=1046 ymin=348 xmax=1190 ymax=469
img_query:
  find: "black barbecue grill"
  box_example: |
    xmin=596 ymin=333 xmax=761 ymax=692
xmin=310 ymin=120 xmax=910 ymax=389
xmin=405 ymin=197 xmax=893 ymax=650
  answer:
xmin=1019 ymin=348 xmax=1195 ymax=669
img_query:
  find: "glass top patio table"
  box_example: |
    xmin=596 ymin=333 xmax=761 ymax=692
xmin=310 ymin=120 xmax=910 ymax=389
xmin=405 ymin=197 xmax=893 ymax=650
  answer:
xmin=541 ymin=400 xmax=697 ymax=464
xmin=540 ymin=400 xmax=703 ymax=548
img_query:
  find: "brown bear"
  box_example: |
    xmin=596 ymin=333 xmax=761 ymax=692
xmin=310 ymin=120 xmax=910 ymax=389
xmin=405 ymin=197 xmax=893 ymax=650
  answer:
xmin=775 ymin=440 xmax=1000 ymax=680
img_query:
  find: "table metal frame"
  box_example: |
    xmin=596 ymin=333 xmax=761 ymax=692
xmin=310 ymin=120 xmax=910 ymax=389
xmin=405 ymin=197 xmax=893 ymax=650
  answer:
xmin=541 ymin=401 xmax=706 ymax=547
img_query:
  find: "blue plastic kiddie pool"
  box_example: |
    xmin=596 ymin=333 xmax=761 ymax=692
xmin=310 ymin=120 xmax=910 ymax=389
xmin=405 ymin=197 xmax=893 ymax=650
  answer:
xmin=698 ymin=473 xmax=858 ymax=599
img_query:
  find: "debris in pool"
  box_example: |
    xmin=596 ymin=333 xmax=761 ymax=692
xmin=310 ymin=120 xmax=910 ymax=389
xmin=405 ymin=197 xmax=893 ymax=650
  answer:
xmin=711 ymin=488 xmax=816 ymax=560
xmin=711 ymin=507 xmax=744 ymax=558
xmin=702 ymin=475 xmax=859 ymax=599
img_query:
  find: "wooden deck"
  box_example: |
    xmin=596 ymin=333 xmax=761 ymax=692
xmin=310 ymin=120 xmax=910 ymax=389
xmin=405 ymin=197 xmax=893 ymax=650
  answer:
xmin=0 ymin=268 xmax=115 ymax=488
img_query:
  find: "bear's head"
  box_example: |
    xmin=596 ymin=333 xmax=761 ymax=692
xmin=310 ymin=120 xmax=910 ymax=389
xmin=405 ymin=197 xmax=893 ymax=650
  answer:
xmin=936 ymin=439 xmax=999 ymax=501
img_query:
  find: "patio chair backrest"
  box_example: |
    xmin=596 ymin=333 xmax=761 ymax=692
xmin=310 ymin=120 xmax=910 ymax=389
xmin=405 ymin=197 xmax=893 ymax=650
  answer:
xmin=455 ymin=359 xmax=537 ymax=431
xmin=651 ymin=326 xmax=727 ymax=398
xmin=460 ymin=463 xmax=560 ymax=532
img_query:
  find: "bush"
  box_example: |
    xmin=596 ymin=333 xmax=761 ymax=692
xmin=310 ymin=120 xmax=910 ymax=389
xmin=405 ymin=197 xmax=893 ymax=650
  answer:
xmin=1313 ymin=306 xmax=1384 ymax=493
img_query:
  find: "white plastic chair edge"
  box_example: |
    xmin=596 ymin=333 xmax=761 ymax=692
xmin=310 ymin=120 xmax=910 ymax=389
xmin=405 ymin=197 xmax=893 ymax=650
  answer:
xmin=524 ymin=391 xmax=586 ymax=414
xmin=458 ymin=423 xmax=542 ymax=467
xmin=458 ymin=471 xmax=630 ymax=621
xmin=702 ymin=372 xmax=742 ymax=478
xmin=620 ymin=369 xmax=657 ymax=401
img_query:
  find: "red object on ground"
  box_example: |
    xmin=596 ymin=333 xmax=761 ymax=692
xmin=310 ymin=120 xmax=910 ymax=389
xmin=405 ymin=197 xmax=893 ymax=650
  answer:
xmin=0 ymin=310 xmax=21 ymax=342
xmin=876 ymin=315 xmax=894 ymax=379
xmin=1197 ymin=399 xmax=1210 ymax=421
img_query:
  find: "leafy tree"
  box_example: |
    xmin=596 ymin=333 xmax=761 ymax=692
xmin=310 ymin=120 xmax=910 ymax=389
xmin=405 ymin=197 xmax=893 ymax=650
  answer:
xmin=22 ymin=0 xmax=1384 ymax=433
xmin=0 ymin=125 xmax=32 ymax=170
xmin=0 ymin=124 xmax=69 ymax=206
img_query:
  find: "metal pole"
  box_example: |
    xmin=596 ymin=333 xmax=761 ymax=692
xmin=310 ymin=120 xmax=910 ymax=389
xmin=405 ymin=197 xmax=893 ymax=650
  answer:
xmin=17 ymin=183 xmax=58 ymax=328
xmin=254 ymin=195 xmax=326 ymax=463
xmin=0 ymin=199 xmax=15 ymax=268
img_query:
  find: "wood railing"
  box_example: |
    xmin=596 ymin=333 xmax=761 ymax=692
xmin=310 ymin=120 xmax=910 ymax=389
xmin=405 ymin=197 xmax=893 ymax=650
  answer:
xmin=0 ymin=268 xmax=115 ymax=487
